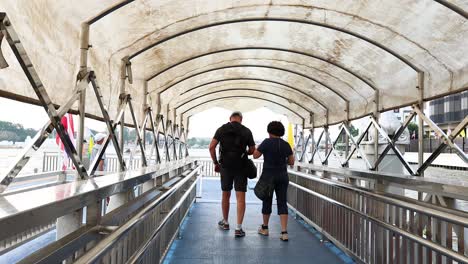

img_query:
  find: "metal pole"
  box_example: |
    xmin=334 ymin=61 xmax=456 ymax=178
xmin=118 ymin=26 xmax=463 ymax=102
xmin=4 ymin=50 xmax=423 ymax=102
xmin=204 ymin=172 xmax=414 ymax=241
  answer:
xmin=324 ymin=126 xmax=329 ymax=166
xmin=57 ymin=22 xmax=90 ymax=245
xmin=323 ymin=111 xmax=329 ymax=166
xmin=344 ymin=103 xmax=350 ymax=168
xmin=344 ymin=122 xmax=349 ymax=168
xmin=418 ymin=72 xmax=425 ymax=177
xmin=310 ymin=113 xmax=314 ymax=164
xmin=119 ymin=59 xmax=127 ymax=171
xmin=373 ymin=90 xmax=380 ymax=171
xmin=76 ymin=23 xmax=89 ymax=168
xmin=107 ymin=58 xmax=133 ymax=213
xmin=142 ymin=82 xmax=148 ymax=151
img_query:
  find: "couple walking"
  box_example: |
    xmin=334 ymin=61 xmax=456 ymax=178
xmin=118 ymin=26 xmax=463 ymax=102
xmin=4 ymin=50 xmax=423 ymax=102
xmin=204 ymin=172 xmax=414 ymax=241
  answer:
xmin=208 ymin=111 xmax=295 ymax=241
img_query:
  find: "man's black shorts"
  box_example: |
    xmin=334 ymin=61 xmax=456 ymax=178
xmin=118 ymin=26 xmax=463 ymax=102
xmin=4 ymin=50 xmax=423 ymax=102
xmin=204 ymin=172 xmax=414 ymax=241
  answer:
xmin=220 ymin=166 xmax=247 ymax=192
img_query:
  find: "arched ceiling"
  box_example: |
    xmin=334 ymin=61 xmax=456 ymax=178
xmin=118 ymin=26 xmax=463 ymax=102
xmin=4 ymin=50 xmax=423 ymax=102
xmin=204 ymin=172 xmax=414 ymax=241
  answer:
xmin=0 ymin=0 xmax=467 ymax=128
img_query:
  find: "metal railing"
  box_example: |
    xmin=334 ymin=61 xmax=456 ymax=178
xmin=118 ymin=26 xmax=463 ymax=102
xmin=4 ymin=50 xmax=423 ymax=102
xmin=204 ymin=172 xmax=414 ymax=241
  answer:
xmin=407 ymin=138 xmax=468 ymax=154
xmin=42 ymin=152 xmax=144 ymax=173
xmin=0 ymin=221 xmax=55 ymax=256
xmin=74 ymin=165 xmax=200 ymax=264
xmin=42 ymin=151 xmax=61 ymax=172
xmin=194 ymin=157 xmax=264 ymax=177
xmin=0 ymin=160 xmax=197 ymax=263
xmin=287 ymin=169 xmax=468 ymax=264
xmin=0 ymin=170 xmax=72 ymax=254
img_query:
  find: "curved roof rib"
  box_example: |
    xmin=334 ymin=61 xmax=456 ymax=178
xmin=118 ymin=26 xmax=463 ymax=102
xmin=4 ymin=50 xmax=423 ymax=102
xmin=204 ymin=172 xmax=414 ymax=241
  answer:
xmin=1 ymin=1 xmax=466 ymax=127
xmin=145 ymin=47 xmax=377 ymax=92
xmin=174 ymin=88 xmax=314 ymax=113
xmin=129 ymin=18 xmax=420 ymax=72
xmin=178 ymin=78 xmax=328 ymax=111
xmin=180 ymin=96 xmax=305 ymax=121
xmin=152 ymin=64 xmax=348 ymax=104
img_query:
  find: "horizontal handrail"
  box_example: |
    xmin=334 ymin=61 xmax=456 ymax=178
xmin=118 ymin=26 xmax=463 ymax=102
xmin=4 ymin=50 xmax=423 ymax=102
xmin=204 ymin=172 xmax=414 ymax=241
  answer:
xmin=0 ymin=159 xmax=194 ymax=241
xmin=295 ymin=162 xmax=468 ymax=201
xmin=289 ymin=170 xmax=468 ymax=227
xmin=75 ymin=164 xmax=202 ymax=264
xmin=289 ymin=181 xmax=468 ymax=263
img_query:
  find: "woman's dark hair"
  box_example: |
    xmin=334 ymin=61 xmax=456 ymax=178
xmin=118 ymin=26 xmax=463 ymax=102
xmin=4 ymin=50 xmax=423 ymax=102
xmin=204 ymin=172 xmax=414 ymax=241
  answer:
xmin=267 ymin=121 xmax=285 ymax=137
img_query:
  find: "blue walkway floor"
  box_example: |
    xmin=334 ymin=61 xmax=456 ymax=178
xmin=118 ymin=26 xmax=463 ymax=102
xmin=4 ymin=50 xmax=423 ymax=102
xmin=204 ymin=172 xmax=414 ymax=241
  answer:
xmin=164 ymin=178 xmax=351 ymax=264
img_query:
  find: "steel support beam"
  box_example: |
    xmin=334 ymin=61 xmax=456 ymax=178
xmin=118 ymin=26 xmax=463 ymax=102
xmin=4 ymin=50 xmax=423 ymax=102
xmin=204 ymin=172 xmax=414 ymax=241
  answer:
xmin=127 ymin=99 xmax=148 ymax=166
xmin=87 ymin=94 xmax=129 ymax=176
xmin=88 ymin=72 xmax=126 ymax=175
xmin=414 ymin=107 xmax=468 ymax=175
xmin=369 ymin=117 xmax=416 ymax=175
xmin=0 ymin=30 xmax=8 ymax=69
xmin=417 ymin=72 xmax=425 ymax=177
xmin=323 ymin=126 xmax=330 ymax=166
xmin=373 ymin=111 xmax=417 ymax=170
xmin=373 ymin=90 xmax=380 ymax=171
xmin=0 ymin=78 xmax=89 ymax=192
xmin=0 ymin=15 xmax=88 ymax=189
xmin=147 ymin=109 xmax=162 ymax=164
xmin=342 ymin=121 xmax=373 ymax=169
xmin=159 ymin=115 xmax=171 ymax=162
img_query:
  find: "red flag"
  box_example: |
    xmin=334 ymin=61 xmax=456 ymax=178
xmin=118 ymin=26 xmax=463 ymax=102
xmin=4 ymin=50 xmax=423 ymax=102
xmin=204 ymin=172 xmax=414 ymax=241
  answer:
xmin=55 ymin=114 xmax=76 ymax=170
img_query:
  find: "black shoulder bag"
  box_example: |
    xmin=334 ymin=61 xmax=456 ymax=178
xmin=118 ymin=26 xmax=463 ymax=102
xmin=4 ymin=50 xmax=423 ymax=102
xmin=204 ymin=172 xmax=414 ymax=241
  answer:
xmin=254 ymin=139 xmax=281 ymax=200
xmin=254 ymin=175 xmax=274 ymax=201
xmin=243 ymin=155 xmax=257 ymax=179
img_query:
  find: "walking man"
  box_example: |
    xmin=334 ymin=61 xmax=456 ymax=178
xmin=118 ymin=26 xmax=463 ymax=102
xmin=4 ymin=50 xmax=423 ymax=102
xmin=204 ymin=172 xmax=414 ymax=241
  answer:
xmin=209 ymin=111 xmax=255 ymax=237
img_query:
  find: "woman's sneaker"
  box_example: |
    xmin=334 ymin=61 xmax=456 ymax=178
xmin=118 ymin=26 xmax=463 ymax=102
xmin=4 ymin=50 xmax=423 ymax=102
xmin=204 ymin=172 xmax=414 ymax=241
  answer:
xmin=258 ymin=225 xmax=269 ymax=236
xmin=218 ymin=220 xmax=229 ymax=230
xmin=235 ymin=229 xmax=245 ymax=238
xmin=280 ymin=231 xmax=289 ymax=241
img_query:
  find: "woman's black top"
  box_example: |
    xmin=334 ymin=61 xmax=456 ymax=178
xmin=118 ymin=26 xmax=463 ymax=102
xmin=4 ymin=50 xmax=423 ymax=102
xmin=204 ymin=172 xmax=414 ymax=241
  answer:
xmin=257 ymin=138 xmax=293 ymax=170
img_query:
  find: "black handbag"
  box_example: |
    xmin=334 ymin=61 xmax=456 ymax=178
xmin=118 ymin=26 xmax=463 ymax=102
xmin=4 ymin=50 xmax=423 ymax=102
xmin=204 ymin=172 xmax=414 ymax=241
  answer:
xmin=244 ymin=157 xmax=257 ymax=179
xmin=254 ymin=175 xmax=274 ymax=200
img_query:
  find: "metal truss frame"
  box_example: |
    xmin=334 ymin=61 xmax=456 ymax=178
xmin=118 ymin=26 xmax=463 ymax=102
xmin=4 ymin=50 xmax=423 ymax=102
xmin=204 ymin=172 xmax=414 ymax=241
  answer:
xmin=159 ymin=116 xmax=172 ymax=162
xmin=413 ymin=106 xmax=468 ymax=174
xmin=147 ymin=110 xmax=163 ymax=164
xmin=166 ymin=120 xmax=178 ymax=161
xmin=0 ymin=13 xmax=88 ymax=192
xmin=0 ymin=13 xmax=188 ymax=193
xmin=294 ymin=104 xmax=467 ymax=176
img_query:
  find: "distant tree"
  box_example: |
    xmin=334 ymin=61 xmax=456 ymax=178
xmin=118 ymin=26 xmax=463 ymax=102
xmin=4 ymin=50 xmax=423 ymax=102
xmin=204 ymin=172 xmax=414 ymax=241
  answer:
xmin=408 ymin=122 xmax=418 ymax=138
xmin=349 ymin=125 xmax=359 ymax=137
xmin=186 ymin=137 xmax=211 ymax=148
xmin=0 ymin=120 xmax=38 ymax=143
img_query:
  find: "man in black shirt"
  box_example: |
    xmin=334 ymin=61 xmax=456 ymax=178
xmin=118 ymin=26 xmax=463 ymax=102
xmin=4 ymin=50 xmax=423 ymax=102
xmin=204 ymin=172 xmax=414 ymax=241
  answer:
xmin=209 ymin=111 xmax=255 ymax=237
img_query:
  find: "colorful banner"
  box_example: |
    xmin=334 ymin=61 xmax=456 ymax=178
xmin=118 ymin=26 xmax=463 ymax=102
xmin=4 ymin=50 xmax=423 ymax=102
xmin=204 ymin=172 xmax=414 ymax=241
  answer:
xmin=55 ymin=113 xmax=75 ymax=170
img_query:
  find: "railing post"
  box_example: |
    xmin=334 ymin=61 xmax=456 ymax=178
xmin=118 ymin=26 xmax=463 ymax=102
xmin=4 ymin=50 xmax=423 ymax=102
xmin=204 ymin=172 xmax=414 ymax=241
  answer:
xmin=107 ymin=58 xmax=134 ymax=213
xmin=417 ymin=72 xmax=425 ymax=177
xmin=344 ymin=122 xmax=349 ymax=168
xmin=324 ymin=126 xmax=329 ymax=166
xmin=56 ymin=22 xmax=90 ymax=248
xmin=119 ymin=59 xmax=127 ymax=171
xmin=373 ymin=90 xmax=380 ymax=171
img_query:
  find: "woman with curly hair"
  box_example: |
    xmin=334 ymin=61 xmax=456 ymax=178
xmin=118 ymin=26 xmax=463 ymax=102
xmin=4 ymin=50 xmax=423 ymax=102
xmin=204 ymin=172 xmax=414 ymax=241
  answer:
xmin=253 ymin=121 xmax=294 ymax=241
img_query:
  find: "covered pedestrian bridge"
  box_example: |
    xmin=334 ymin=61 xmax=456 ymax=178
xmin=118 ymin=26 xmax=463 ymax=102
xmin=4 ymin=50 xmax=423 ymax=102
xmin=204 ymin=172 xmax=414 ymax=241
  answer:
xmin=0 ymin=1 xmax=467 ymax=263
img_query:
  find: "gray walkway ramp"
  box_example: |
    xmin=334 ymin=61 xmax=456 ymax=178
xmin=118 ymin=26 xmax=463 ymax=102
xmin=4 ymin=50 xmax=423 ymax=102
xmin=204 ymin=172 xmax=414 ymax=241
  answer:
xmin=164 ymin=178 xmax=347 ymax=264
